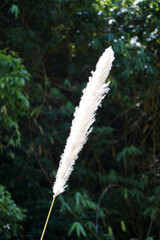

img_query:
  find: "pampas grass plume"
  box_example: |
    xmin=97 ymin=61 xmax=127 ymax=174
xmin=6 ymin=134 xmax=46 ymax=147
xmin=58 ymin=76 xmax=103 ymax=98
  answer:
xmin=53 ymin=47 xmax=114 ymax=196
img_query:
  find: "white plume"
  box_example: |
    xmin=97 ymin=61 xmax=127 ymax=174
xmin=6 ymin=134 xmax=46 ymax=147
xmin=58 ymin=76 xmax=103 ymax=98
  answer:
xmin=53 ymin=46 xmax=114 ymax=196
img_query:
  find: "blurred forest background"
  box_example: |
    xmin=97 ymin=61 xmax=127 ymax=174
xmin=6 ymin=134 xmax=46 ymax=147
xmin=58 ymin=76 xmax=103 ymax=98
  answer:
xmin=0 ymin=0 xmax=160 ymax=239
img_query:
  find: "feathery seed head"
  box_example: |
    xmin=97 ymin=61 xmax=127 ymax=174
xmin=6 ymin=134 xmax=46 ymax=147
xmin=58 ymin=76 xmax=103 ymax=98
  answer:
xmin=53 ymin=47 xmax=114 ymax=196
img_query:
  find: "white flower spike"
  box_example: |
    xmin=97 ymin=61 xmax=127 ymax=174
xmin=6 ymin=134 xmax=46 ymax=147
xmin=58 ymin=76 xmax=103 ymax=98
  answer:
xmin=53 ymin=46 xmax=114 ymax=196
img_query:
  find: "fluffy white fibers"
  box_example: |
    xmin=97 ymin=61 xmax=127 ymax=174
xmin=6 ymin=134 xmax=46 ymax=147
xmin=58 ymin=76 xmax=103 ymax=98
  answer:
xmin=53 ymin=47 xmax=114 ymax=196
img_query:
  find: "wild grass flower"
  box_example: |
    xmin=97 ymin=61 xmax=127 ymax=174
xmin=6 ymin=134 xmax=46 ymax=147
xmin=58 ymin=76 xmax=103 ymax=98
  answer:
xmin=41 ymin=47 xmax=114 ymax=240
xmin=53 ymin=47 xmax=114 ymax=196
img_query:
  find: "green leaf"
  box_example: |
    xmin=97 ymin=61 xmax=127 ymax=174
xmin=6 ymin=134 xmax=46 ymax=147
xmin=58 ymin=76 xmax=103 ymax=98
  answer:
xmin=68 ymin=221 xmax=86 ymax=237
xmin=121 ymin=220 xmax=126 ymax=232
xmin=9 ymin=4 xmax=19 ymax=19
xmin=108 ymin=226 xmax=113 ymax=235
xmin=124 ymin=188 xmax=128 ymax=200
xmin=108 ymin=170 xmax=117 ymax=183
xmin=75 ymin=192 xmax=83 ymax=207
xmin=117 ymin=146 xmax=141 ymax=162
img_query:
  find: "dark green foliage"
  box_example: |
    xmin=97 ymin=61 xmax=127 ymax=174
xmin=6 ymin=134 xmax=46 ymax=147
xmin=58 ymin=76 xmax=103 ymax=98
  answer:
xmin=0 ymin=0 xmax=160 ymax=239
xmin=0 ymin=185 xmax=26 ymax=239
xmin=0 ymin=49 xmax=30 ymax=151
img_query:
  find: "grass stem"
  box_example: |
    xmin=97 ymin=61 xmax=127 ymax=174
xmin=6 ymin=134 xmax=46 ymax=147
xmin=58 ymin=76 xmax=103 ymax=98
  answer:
xmin=40 ymin=195 xmax=56 ymax=240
